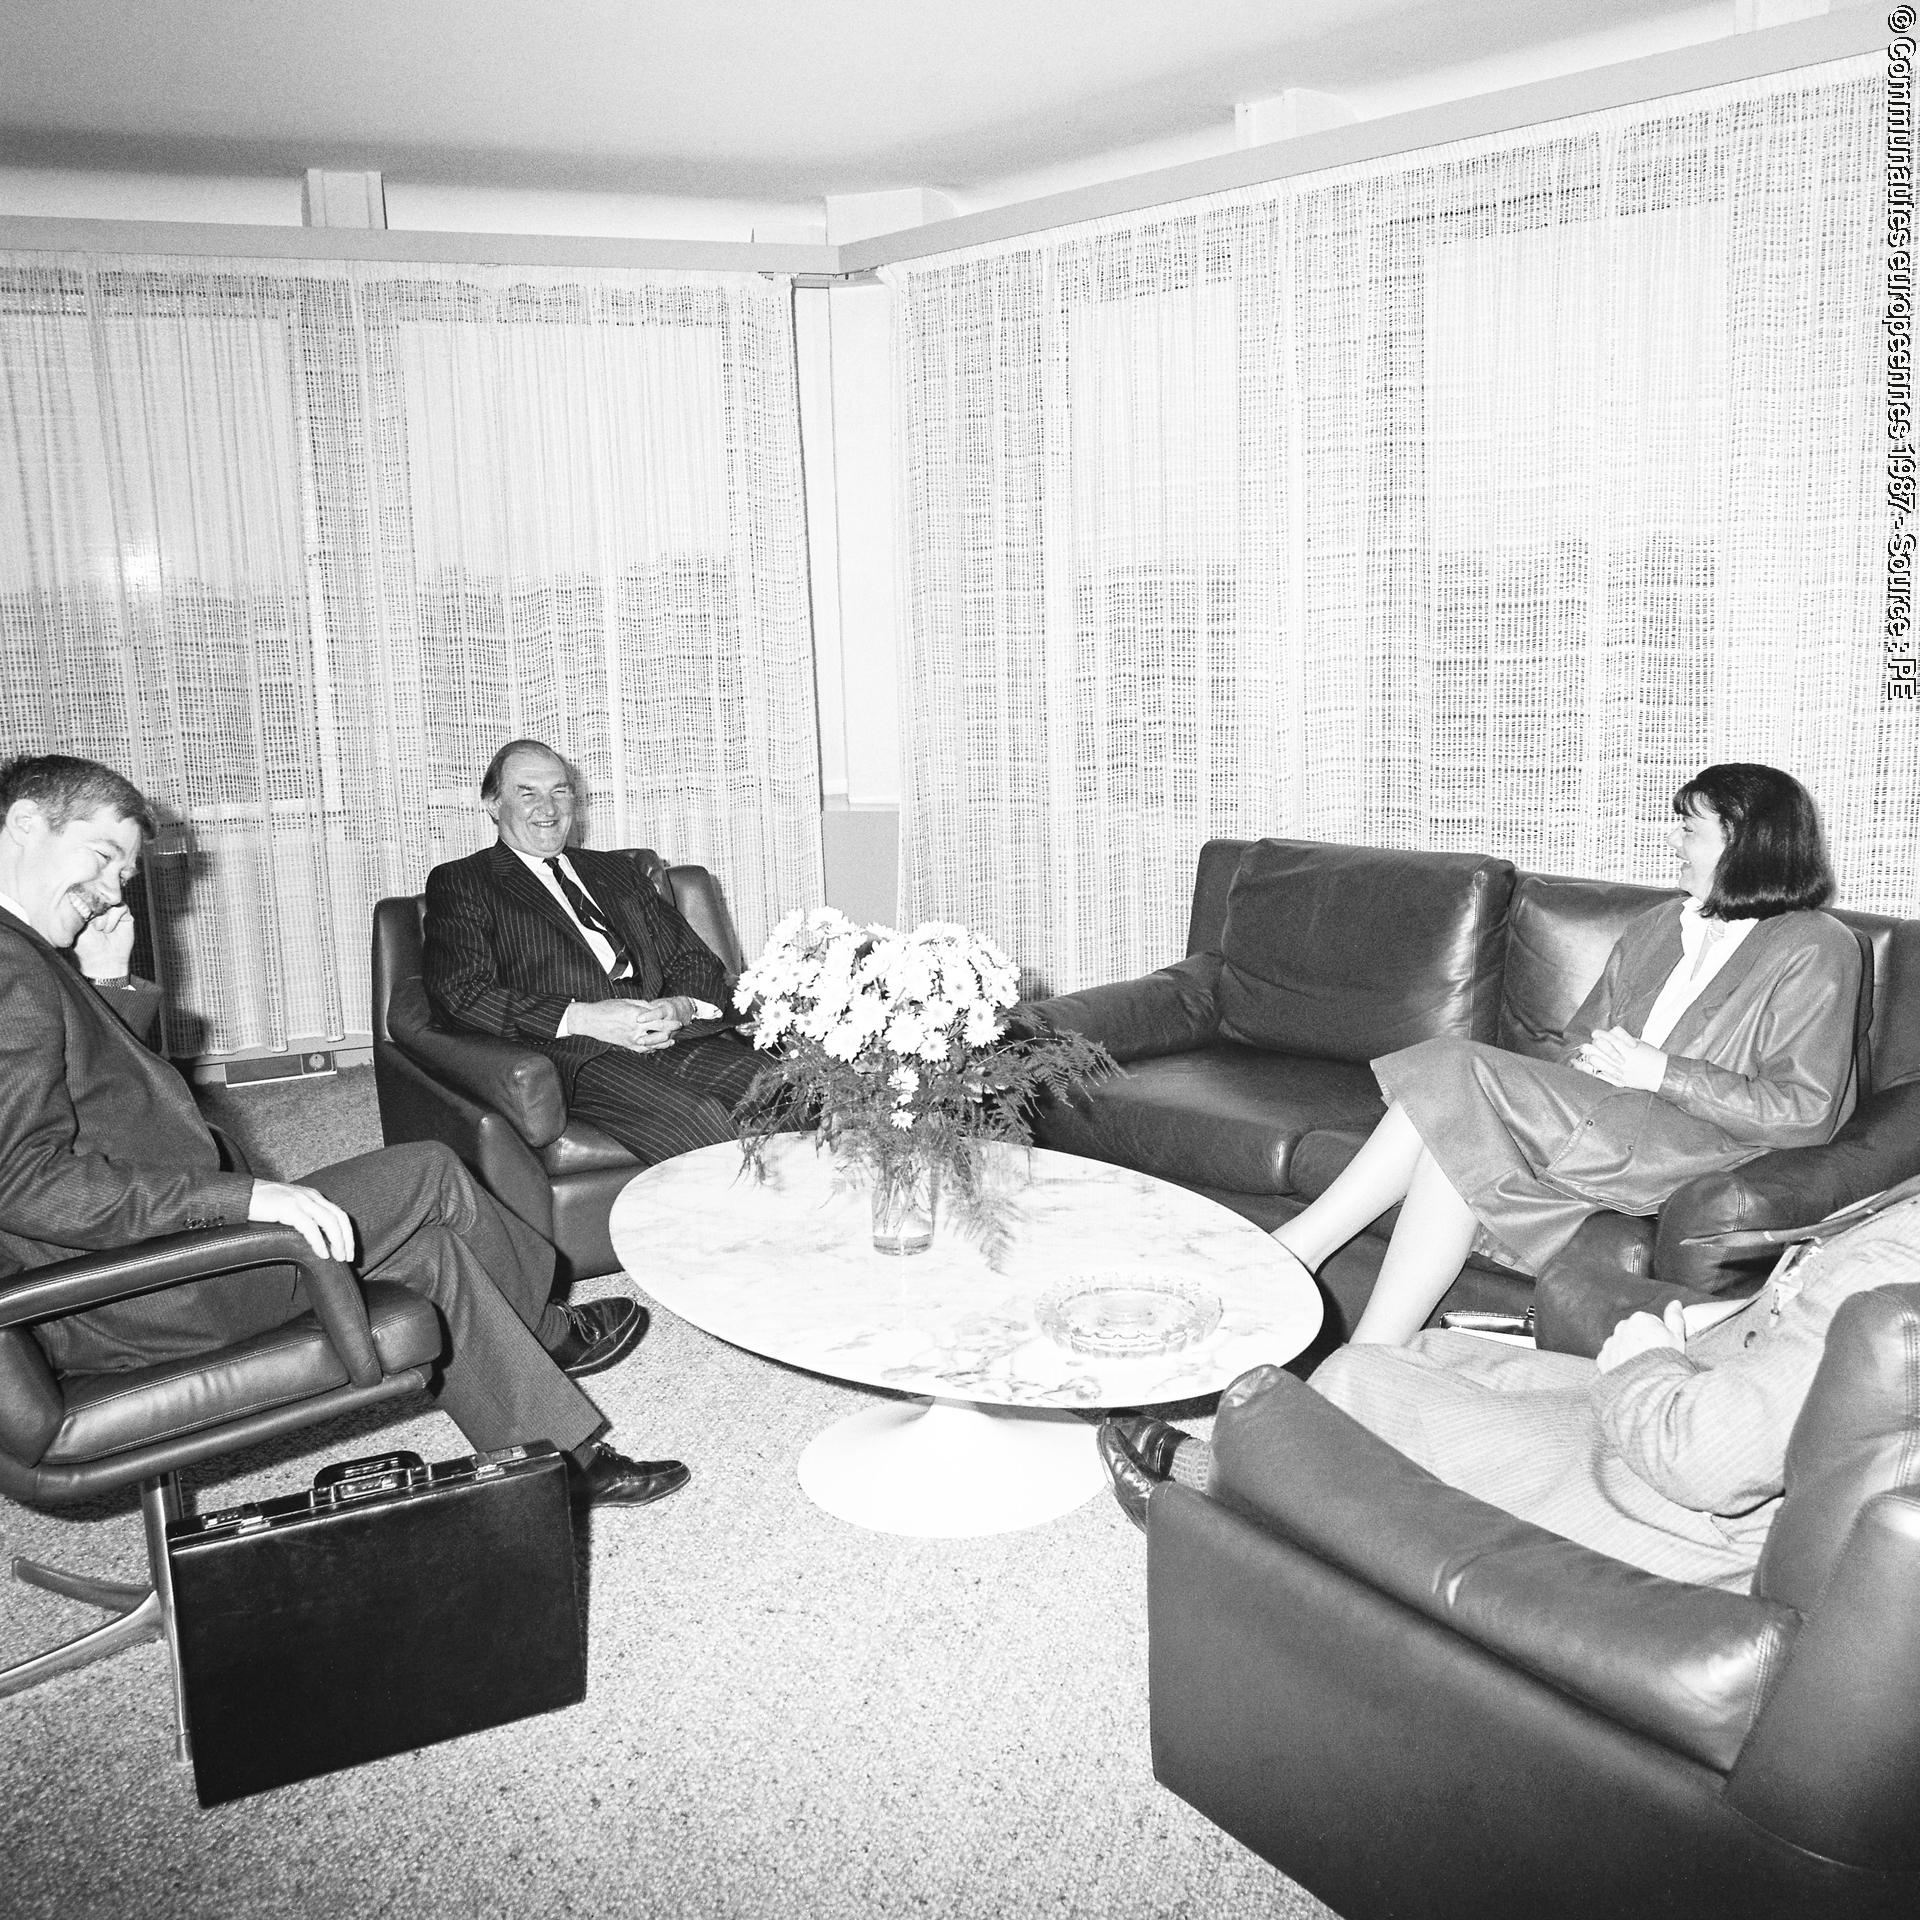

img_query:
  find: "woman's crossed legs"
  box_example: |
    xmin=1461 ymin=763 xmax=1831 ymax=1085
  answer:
xmin=1272 ymin=1101 xmax=1479 ymax=1345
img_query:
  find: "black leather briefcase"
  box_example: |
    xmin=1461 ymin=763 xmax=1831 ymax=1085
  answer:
xmin=167 ymin=1443 xmax=585 ymax=1806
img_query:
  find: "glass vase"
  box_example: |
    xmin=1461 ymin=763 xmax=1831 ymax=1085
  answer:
xmin=871 ymin=1153 xmax=937 ymax=1256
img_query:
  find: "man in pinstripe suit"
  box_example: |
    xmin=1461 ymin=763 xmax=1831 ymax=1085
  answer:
xmin=0 ymin=754 xmax=685 ymax=1509
xmin=422 ymin=739 xmax=761 ymax=1167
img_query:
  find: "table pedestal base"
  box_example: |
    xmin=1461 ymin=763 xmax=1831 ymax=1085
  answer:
xmin=796 ymin=1397 xmax=1109 ymax=1537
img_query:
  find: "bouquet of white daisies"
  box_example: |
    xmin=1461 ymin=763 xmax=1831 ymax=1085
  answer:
xmin=731 ymin=909 xmax=1112 ymax=1252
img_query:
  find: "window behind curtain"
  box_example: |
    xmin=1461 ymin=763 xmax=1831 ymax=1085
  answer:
xmin=0 ymin=258 xmax=821 ymax=1056
xmin=889 ymin=56 xmax=1899 ymax=997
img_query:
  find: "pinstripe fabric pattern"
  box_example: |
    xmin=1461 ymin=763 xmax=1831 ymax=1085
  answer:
xmin=423 ymin=842 xmax=757 ymax=1163
xmin=566 ymin=1038 xmax=761 ymax=1166
xmin=1310 ymin=1196 xmax=1920 ymax=1592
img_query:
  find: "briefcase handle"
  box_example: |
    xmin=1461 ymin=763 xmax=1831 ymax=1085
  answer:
xmin=312 ymin=1452 xmax=427 ymax=1509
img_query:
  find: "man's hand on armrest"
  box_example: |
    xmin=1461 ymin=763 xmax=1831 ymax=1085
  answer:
xmin=1534 ymin=1266 xmax=1737 ymax=1358
xmin=247 ymin=1181 xmax=355 ymax=1261
xmin=1595 ymin=1302 xmax=1689 ymax=1372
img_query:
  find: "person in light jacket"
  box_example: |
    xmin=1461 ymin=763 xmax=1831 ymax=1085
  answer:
xmin=1106 ymin=1179 xmax=1920 ymax=1592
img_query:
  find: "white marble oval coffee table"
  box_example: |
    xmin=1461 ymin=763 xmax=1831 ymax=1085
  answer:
xmin=607 ymin=1136 xmax=1322 ymax=1537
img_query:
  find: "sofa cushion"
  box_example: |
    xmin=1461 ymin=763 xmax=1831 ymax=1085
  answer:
xmin=1496 ymin=871 xmax=1674 ymax=1059
xmin=1287 ymin=1127 xmax=1374 ymax=1206
xmin=1037 ymin=1045 xmax=1385 ymax=1196
xmin=1214 ymin=840 xmax=1513 ymax=1064
xmin=46 ymin=1285 xmax=441 ymax=1464
xmin=1183 ymin=838 xmax=1251 ymax=954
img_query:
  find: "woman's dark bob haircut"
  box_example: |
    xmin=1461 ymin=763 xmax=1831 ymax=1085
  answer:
xmin=1673 ymin=763 xmax=1834 ymax=920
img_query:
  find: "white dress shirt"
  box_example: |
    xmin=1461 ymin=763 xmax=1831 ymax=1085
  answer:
xmin=506 ymin=847 xmax=718 ymax=1036
xmin=509 ymin=847 xmax=623 ymax=975
xmin=1638 ymin=899 xmax=1758 ymax=1050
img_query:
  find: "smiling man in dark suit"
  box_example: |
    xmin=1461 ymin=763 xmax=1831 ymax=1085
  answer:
xmin=423 ymin=739 xmax=762 ymax=1167
xmin=0 ymin=752 xmax=681 ymax=1510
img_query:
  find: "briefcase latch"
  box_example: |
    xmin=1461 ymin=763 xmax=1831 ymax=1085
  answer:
xmin=472 ymin=1444 xmax=532 ymax=1481
xmin=190 ymin=1503 xmax=269 ymax=1536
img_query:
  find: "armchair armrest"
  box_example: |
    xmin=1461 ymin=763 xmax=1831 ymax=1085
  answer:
xmin=1655 ymin=1078 xmax=1920 ymax=1290
xmin=1022 ymin=952 xmax=1222 ymax=1063
xmin=1532 ymin=1266 xmax=1731 ymax=1357
xmin=1532 ymin=1207 xmax=1734 ymax=1356
xmin=1207 ymin=1365 xmax=1798 ymax=1771
xmin=1533 ymin=1080 xmax=1920 ymax=1352
xmin=387 ymin=976 xmax=568 ymax=1149
xmin=0 ymin=1226 xmax=383 ymax=1388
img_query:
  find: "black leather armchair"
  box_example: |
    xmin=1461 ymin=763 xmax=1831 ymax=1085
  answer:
xmin=0 ymin=1225 xmax=442 ymax=1758
xmin=371 ymin=849 xmax=744 ymax=1285
xmin=1147 ymin=1289 xmax=1920 ymax=1920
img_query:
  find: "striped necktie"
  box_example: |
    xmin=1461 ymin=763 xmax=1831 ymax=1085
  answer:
xmin=545 ymin=857 xmax=635 ymax=979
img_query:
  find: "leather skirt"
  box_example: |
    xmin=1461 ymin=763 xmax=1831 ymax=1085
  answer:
xmin=1374 ymin=1036 xmax=1758 ymax=1275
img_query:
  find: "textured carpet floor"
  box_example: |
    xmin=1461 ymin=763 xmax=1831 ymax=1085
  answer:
xmin=1 ymin=1070 xmax=1333 ymax=1920
xmin=198 ymin=1062 xmax=389 ymax=1178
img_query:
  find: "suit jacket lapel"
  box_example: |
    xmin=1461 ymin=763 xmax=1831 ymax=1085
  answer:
xmin=573 ymin=850 xmax=664 ymax=998
xmin=0 ymin=905 xmax=203 ymax=1129
xmin=1660 ymin=916 xmax=1782 ymax=1058
xmin=1614 ymin=905 xmax=1686 ymax=1038
xmin=485 ymin=842 xmax=606 ymax=969
xmin=0 ymin=903 xmax=106 ymax=1003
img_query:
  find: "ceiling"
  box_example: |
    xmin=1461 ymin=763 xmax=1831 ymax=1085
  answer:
xmin=0 ymin=1 xmax=1738 ymax=201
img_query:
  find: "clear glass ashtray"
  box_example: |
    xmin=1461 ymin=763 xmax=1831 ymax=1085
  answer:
xmin=1035 ymin=1275 xmax=1223 ymax=1359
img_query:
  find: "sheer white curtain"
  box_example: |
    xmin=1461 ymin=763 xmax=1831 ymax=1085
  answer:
xmin=887 ymin=56 xmax=1898 ymax=996
xmin=0 ymin=258 xmax=820 ymax=1055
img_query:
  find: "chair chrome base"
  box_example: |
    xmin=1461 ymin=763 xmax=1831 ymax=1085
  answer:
xmin=0 ymin=1476 xmax=191 ymax=1761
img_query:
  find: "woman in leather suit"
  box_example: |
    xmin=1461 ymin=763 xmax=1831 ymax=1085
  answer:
xmin=1274 ymin=763 xmax=1861 ymax=1345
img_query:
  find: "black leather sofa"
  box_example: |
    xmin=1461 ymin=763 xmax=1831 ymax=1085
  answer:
xmin=371 ymin=850 xmax=744 ymax=1285
xmin=1030 ymin=837 xmax=1920 ymax=1344
xmin=1147 ymin=1280 xmax=1920 ymax=1919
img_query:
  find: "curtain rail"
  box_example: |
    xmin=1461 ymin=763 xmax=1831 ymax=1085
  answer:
xmin=0 ymin=12 xmax=1884 ymax=280
xmin=0 ymin=219 xmax=837 ymax=274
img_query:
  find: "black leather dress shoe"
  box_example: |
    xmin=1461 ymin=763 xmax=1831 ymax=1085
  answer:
xmin=1106 ymin=1412 xmax=1191 ymax=1479
xmin=1098 ymin=1423 xmax=1163 ymax=1534
xmin=570 ymin=1444 xmax=690 ymax=1509
xmin=548 ymin=1297 xmax=649 ymax=1378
